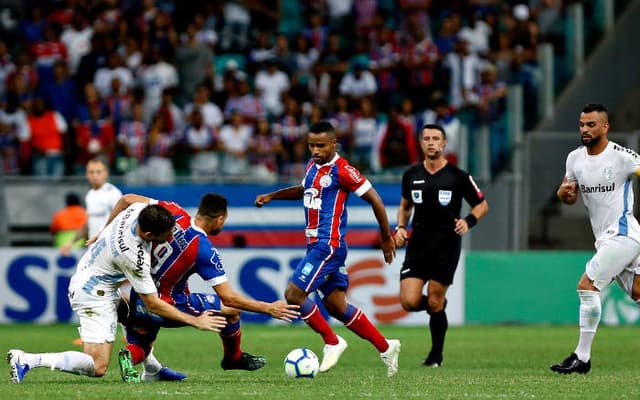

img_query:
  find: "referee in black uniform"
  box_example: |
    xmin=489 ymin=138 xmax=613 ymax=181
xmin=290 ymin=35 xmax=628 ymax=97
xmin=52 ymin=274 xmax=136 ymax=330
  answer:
xmin=394 ymin=123 xmax=489 ymax=367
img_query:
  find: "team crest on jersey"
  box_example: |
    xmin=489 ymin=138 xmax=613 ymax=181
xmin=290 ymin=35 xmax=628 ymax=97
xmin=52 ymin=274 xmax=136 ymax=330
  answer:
xmin=411 ymin=190 xmax=423 ymax=204
xmin=438 ymin=190 xmax=452 ymax=206
xmin=602 ymin=166 xmax=613 ymax=181
xmin=319 ymin=174 xmax=332 ymax=187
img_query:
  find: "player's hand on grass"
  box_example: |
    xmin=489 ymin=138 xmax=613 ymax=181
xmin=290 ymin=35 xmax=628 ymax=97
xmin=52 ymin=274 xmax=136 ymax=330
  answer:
xmin=195 ymin=312 xmax=227 ymax=332
xmin=268 ymin=300 xmax=300 ymax=322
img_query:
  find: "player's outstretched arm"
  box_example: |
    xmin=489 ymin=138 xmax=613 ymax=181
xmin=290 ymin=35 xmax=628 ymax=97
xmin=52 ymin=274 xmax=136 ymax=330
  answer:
xmin=214 ymin=282 xmax=300 ymax=322
xmin=139 ymin=292 xmax=227 ymax=332
xmin=255 ymin=185 xmax=304 ymax=207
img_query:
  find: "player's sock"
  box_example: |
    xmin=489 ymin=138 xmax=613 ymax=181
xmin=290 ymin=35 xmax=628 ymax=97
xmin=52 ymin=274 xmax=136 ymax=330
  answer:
xmin=142 ymin=347 xmax=162 ymax=375
xmin=219 ymin=319 xmax=242 ymax=362
xmin=428 ymin=308 xmax=448 ymax=357
xmin=301 ymin=298 xmax=339 ymax=345
xmin=125 ymin=343 xmax=147 ymax=365
xmin=337 ymin=304 xmax=388 ymax=352
xmin=39 ymin=351 xmax=96 ymax=376
xmin=417 ymin=295 xmax=429 ymax=311
xmin=575 ymin=290 xmax=600 ymax=362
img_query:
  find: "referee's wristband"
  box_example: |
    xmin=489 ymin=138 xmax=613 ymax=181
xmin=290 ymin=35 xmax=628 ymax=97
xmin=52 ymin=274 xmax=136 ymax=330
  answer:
xmin=464 ymin=214 xmax=477 ymax=229
xmin=394 ymin=225 xmax=406 ymax=232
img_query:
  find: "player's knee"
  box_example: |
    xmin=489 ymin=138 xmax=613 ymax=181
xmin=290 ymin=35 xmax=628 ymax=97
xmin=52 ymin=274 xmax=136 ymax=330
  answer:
xmin=226 ymin=310 xmax=241 ymax=323
xmin=399 ymin=294 xmax=422 ymax=311
xmin=284 ymin=286 xmax=305 ymax=305
xmin=426 ymin=296 xmax=445 ymax=313
xmin=93 ymin=363 xmax=109 ymax=377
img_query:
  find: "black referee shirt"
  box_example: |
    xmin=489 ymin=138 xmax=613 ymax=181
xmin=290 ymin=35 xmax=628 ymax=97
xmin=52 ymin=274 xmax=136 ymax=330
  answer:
xmin=401 ymin=162 xmax=484 ymax=233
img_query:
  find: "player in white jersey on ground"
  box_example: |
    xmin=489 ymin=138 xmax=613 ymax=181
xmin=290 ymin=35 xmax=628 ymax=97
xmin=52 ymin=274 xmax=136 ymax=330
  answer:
xmin=7 ymin=203 xmax=227 ymax=384
xmin=551 ymin=103 xmax=640 ymax=374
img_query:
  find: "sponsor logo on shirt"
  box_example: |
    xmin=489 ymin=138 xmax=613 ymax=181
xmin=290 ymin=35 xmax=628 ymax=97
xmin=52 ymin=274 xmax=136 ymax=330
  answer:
xmin=580 ymin=183 xmax=615 ymax=193
xmin=303 ymin=188 xmax=322 ymax=210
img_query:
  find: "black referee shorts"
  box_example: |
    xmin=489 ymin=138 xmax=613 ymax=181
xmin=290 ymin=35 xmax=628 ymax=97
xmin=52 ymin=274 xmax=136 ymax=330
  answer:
xmin=400 ymin=230 xmax=461 ymax=286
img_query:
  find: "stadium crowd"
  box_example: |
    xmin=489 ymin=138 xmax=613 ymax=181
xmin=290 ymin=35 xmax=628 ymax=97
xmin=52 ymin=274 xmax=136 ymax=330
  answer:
xmin=0 ymin=0 xmax=558 ymax=183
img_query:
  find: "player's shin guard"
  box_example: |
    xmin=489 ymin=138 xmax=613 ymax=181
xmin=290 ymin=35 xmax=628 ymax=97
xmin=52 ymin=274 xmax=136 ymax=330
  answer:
xmin=336 ymin=304 xmax=388 ymax=352
xmin=575 ymin=290 xmax=601 ymax=362
xmin=300 ymin=298 xmax=338 ymax=345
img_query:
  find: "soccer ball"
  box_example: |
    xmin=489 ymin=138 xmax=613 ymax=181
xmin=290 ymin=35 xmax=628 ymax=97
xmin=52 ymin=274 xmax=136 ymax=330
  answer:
xmin=284 ymin=348 xmax=319 ymax=378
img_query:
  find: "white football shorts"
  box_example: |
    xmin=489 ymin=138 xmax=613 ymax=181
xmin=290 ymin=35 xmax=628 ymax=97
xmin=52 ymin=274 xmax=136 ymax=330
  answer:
xmin=586 ymin=235 xmax=640 ymax=291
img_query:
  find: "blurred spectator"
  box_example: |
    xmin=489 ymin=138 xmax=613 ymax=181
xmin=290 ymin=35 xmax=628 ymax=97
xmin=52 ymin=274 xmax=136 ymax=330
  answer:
xmin=353 ymin=0 xmax=378 ymax=37
xmin=443 ymin=35 xmax=485 ymax=109
xmin=292 ymin=33 xmax=319 ymax=84
xmin=156 ymin=87 xmax=184 ymax=138
xmin=273 ymin=96 xmax=307 ymax=171
xmin=223 ymin=76 xmax=265 ymax=124
xmin=0 ymin=92 xmax=29 ymax=175
xmin=351 ymin=97 xmax=381 ymax=173
xmin=20 ymin=4 xmax=47 ymax=43
xmin=118 ymin=34 xmax=143 ymax=78
xmin=75 ymin=82 xmax=108 ymax=125
xmin=182 ymin=107 xmax=219 ymax=180
xmin=305 ymin=63 xmax=331 ymax=109
xmin=105 ymin=77 xmax=133 ymax=134
xmin=192 ymin=11 xmax=218 ymax=49
xmin=219 ymin=110 xmax=252 ymax=176
xmin=468 ymin=63 xmax=508 ymax=174
xmin=7 ymin=51 xmax=38 ymax=95
xmin=60 ymin=9 xmax=93 ymax=75
xmin=0 ymin=40 xmax=15 ymax=99
xmin=50 ymin=192 xmax=87 ymax=250
xmin=376 ymin=107 xmax=418 ymax=173
xmin=402 ymin=26 xmax=439 ymax=111
xmin=339 ymin=60 xmax=377 ymax=108
xmin=326 ymin=0 xmax=354 ymax=35
xmin=433 ymin=12 xmax=462 ymax=56
xmin=304 ymin=11 xmax=329 ymax=52
xmin=184 ymin=84 xmax=222 ymax=131
xmin=175 ymin=22 xmax=214 ymax=106
xmin=39 ymin=60 xmax=78 ymax=127
xmin=116 ymin=102 xmax=148 ymax=174
xmin=94 ymin=51 xmax=134 ymax=98
xmin=75 ymin=102 xmax=116 ymax=172
xmin=220 ymin=0 xmax=251 ymax=52
xmin=273 ymin=33 xmax=297 ymax=76
xmin=329 ymin=95 xmax=354 ymax=156
xmin=248 ymin=30 xmax=276 ymax=73
xmin=369 ymin=26 xmax=401 ymax=112
xmin=30 ymin=25 xmax=67 ymax=84
xmin=24 ymin=96 xmax=68 ymax=177
xmin=458 ymin=10 xmax=492 ymax=57
xmin=139 ymin=45 xmax=178 ymax=122
xmin=249 ymin=117 xmax=285 ymax=181
xmin=143 ymin=111 xmax=177 ymax=185
xmin=74 ymin=32 xmax=110 ymax=93
xmin=254 ymin=59 xmax=290 ymax=118
xmin=317 ymin=31 xmax=349 ymax=99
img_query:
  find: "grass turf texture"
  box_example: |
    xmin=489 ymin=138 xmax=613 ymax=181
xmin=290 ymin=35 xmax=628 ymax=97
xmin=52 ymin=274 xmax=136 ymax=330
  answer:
xmin=2 ymin=324 xmax=640 ymax=399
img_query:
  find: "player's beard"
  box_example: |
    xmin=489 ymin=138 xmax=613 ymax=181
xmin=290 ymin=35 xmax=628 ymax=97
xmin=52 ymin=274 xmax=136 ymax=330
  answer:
xmin=581 ymin=134 xmax=601 ymax=148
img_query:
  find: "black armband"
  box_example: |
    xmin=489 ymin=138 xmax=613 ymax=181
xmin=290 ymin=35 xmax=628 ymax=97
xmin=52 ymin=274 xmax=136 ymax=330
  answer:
xmin=464 ymin=214 xmax=477 ymax=228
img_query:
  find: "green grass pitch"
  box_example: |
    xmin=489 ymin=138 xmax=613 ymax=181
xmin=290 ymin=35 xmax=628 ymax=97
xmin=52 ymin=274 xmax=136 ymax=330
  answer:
xmin=2 ymin=323 xmax=640 ymax=399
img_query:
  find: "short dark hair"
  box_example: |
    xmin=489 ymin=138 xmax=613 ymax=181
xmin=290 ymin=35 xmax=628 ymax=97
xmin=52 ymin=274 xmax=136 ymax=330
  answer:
xmin=65 ymin=193 xmax=81 ymax=206
xmin=582 ymin=103 xmax=608 ymax=115
xmin=138 ymin=204 xmax=175 ymax=235
xmin=309 ymin=120 xmax=336 ymax=137
xmin=198 ymin=193 xmax=228 ymax=218
xmin=420 ymin=123 xmax=447 ymax=139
